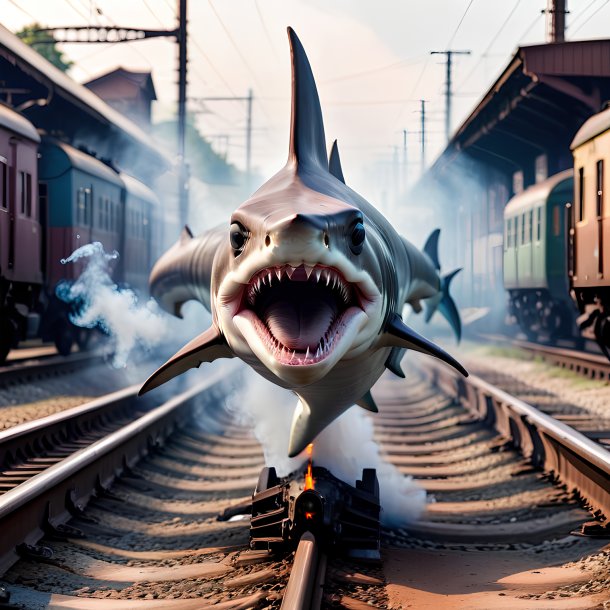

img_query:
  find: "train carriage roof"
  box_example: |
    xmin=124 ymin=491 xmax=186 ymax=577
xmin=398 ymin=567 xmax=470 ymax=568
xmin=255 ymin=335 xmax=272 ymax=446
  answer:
xmin=42 ymin=139 xmax=123 ymax=187
xmin=0 ymin=103 xmax=40 ymax=143
xmin=571 ymin=105 xmax=610 ymax=149
xmin=120 ymin=172 xmax=160 ymax=205
xmin=504 ymin=169 xmax=573 ymax=217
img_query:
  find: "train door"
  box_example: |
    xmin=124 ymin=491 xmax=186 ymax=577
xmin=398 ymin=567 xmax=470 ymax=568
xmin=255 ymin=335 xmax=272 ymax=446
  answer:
xmin=0 ymin=152 xmax=8 ymax=279
xmin=7 ymin=139 xmax=16 ymax=275
xmin=596 ymin=160 xmax=604 ymax=279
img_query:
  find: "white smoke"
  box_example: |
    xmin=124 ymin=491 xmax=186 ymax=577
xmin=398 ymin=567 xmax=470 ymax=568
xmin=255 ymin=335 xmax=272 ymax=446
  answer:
xmin=57 ymin=242 xmax=171 ymax=368
xmin=226 ymin=368 xmax=426 ymax=527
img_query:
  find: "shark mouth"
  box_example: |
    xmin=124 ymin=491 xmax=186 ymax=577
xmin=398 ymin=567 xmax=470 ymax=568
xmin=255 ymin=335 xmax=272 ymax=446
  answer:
xmin=236 ymin=264 xmax=365 ymax=366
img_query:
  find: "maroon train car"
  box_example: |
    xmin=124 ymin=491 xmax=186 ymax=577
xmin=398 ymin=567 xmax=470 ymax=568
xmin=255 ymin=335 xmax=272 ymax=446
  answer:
xmin=0 ymin=104 xmax=43 ymax=360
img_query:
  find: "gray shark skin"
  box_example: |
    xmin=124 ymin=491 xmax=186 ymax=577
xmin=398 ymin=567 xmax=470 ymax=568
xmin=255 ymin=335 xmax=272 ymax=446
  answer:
xmin=140 ymin=28 xmax=467 ymax=457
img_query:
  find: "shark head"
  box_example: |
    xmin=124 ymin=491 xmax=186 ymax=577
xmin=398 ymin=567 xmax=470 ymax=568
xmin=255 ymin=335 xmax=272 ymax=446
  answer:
xmin=214 ymin=179 xmax=383 ymax=387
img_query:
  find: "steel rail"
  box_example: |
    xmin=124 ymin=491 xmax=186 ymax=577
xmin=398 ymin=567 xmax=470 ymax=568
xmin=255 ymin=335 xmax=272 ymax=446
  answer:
xmin=0 ymin=363 xmax=239 ymax=575
xmin=0 ymin=351 xmax=100 ymax=387
xmin=428 ymin=362 xmax=610 ymax=527
xmin=479 ymin=333 xmax=610 ymax=380
xmin=281 ymin=531 xmax=325 ymax=610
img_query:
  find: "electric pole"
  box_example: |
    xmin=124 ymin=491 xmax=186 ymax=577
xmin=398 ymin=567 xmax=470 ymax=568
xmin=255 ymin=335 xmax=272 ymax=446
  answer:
xmin=177 ymin=0 xmax=188 ymax=228
xmin=402 ymin=128 xmax=408 ymax=190
xmin=190 ymin=91 xmax=254 ymax=189
xmin=420 ymin=100 xmax=427 ymax=174
xmin=545 ymin=0 xmax=568 ymax=42
xmin=33 ymin=3 xmax=191 ymax=228
xmin=430 ymin=49 xmax=471 ymax=143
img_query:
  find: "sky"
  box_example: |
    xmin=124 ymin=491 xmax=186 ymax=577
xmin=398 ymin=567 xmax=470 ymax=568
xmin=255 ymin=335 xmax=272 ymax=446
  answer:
xmin=4 ymin=0 xmax=610 ymax=198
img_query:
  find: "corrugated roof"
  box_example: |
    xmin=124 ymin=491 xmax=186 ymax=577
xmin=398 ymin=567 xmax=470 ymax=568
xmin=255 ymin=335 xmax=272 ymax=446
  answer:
xmin=0 ymin=24 xmax=169 ymax=168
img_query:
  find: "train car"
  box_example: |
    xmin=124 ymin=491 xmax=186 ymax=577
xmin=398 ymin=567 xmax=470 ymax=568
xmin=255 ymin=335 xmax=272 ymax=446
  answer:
xmin=503 ymin=170 xmax=576 ymax=340
xmin=570 ymin=105 xmax=610 ymax=355
xmin=120 ymin=173 xmax=161 ymax=292
xmin=38 ymin=139 xmax=124 ymax=354
xmin=0 ymin=104 xmax=43 ymax=361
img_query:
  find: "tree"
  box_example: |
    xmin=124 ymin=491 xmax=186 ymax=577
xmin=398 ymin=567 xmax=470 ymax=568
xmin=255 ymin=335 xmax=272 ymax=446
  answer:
xmin=153 ymin=116 xmax=246 ymax=186
xmin=17 ymin=23 xmax=73 ymax=73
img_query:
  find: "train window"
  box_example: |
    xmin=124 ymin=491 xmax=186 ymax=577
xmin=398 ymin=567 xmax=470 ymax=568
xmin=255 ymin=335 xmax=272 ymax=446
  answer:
xmin=597 ymin=160 xmax=604 ymax=219
xmin=84 ymin=188 xmax=92 ymax=226
xmin=77 ymin=189 xmax=85 ymax=225
xmin=536 ymin=207 xmax=542 ymax=241
xmin=25 ymin=173 xmax=32 ymax=217
xmin=553 ymin=206 xmax=561 ymax=237
xmin=0 ymin=158 xmax=7 ymax=208
xmin=521 ymin=213 xmax=526 ymax=245
xmin=528 ymin=210 xmax=533 ymax=244
xmin=578 ymin=167 xmax=584 ymax=222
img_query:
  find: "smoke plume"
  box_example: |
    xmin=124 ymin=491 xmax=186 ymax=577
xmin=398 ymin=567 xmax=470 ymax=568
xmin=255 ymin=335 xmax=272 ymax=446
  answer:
xmin=226 ymin=367 xmax=426 ymax=527
xmin=57 ymin=242 xmax=170 ymax=368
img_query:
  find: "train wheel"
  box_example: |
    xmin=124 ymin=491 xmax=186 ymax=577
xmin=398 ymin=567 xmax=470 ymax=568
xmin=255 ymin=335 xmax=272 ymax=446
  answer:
xmin=54 ymin=319 xmax=75 ymax=356
xmin=0 ymin=318 xmax=16 ymax=363
xmin=594 ymin=315 xmax=610 ymax=361
xmin=75 ymin=328 xmax=91 ymax=351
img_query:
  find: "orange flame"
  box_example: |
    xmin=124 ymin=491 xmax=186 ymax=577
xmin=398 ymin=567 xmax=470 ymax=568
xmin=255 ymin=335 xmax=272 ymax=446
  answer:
xmin=304 ymin=443 xmax=314 ymax=490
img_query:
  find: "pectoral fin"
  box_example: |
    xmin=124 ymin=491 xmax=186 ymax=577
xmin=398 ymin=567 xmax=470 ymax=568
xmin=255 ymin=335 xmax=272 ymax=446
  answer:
xmin=382 ymin=313 xmax=468 ymax=377
xmin=139 ymin=325 xmax=233 ymax=395
xmin=385 ymin=346 xmax=406 ymax=378
xmin=356 ymin=390 xmax=379 ymax=413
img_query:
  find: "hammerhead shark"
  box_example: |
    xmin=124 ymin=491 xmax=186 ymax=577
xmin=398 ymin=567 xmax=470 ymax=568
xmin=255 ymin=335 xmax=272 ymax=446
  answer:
xmin=140 ymin=28 xmax=467 ymax=457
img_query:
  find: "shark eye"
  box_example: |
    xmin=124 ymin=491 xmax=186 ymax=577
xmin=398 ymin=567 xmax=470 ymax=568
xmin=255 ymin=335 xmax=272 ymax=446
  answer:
xmin=230 ymin=222 xmax=248 ymax=254
xmin=350 ymin=221 xmax=365 ymax=255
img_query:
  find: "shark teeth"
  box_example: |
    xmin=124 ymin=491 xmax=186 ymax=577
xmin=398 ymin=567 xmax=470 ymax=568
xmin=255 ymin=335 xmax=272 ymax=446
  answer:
xmin=244 ymin=263 xmax=357 ymax=364
xmin=245 ymin=263 xmax=353 ymax=307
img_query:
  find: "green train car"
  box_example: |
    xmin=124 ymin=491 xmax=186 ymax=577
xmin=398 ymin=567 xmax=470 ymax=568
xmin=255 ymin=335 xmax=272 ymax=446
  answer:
xmin=503 ymin=169 xmax=576 ymax=339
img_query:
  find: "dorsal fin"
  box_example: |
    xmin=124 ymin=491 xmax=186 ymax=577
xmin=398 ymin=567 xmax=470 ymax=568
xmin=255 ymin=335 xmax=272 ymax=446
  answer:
xmin=423 ymin=229 xmax=441 ymax=271
xmin=179 ymin=225 xmax=194 ymax=244
xmin=329 ymin=140 xmax=345 ymax=183
xmin=287 ymin=27 xmax=328 ymax=171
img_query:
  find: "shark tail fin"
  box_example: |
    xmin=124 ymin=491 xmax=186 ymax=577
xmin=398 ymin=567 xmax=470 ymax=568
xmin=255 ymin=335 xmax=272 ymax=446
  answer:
xmin=425 ymin=268 xmax=463 ymax=342
xmin=423 ymin=228 xmax=441 ymax=271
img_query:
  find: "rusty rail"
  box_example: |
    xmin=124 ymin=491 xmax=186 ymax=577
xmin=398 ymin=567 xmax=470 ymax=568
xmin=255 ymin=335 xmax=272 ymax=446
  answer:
xmin=480 ymin=333 xmax=610 ymax=381
xmin=0 ymin=351 xmax=100 ymax=387
xmin=281 ymin=531 xmax=326 ymax=610
xmin=429 ymin=363 xmax=610 ymax=526
xmin=0 ymin=363 xmax=238 ymax=575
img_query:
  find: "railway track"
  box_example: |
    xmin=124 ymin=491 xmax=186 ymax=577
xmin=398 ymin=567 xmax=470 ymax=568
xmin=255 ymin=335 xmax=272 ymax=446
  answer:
xmin=0 ymin=359 xmax=607 ymax=608
xmin=0 ymin=352 xmax=100 ymax=390
xmin=480 ymin=333 xmax=610 ymax=381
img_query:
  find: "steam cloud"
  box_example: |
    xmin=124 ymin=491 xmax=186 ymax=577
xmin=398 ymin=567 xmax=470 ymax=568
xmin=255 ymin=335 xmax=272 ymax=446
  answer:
xmin=57 ymin=242 xmax=170 ymax=368
xmin=226 ymin=368 xmax=426 ymax=527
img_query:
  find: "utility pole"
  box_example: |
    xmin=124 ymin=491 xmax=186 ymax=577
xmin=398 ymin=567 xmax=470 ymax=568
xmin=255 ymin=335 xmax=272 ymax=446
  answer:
xmin=177 ymin=0 xmax=188 ymax=228
xmin=402 ymin=129 xmax=408 ymax=190
xmin=246 ymin=88 xmax=253 ymax=190
xmin=420 ymin=100 xmax=426 ymax=174
xmin=34 ymin=6 xmax=191 ymax=228
xmin=545 ymin=0 xmax=568 ymax=42
xmin=430 ymin=49 xmax=471 ymax=143
xmin=190 ymin=92 xmax=254 ymax=188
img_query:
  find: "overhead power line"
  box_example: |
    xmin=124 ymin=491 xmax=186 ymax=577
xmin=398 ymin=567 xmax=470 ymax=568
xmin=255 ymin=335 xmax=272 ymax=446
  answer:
xmin=446 ymin=0 xmax=476 ymax=47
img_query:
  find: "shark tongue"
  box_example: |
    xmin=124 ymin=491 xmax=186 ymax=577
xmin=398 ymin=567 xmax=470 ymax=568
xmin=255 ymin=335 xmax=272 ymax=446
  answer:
xmin=259 ymin=284 xmax=338 ymax=351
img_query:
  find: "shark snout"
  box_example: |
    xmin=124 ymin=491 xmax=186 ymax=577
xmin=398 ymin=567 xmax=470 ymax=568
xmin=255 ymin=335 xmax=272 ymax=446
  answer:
xmin=265 ymin=210 xmax=360 ymax=255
